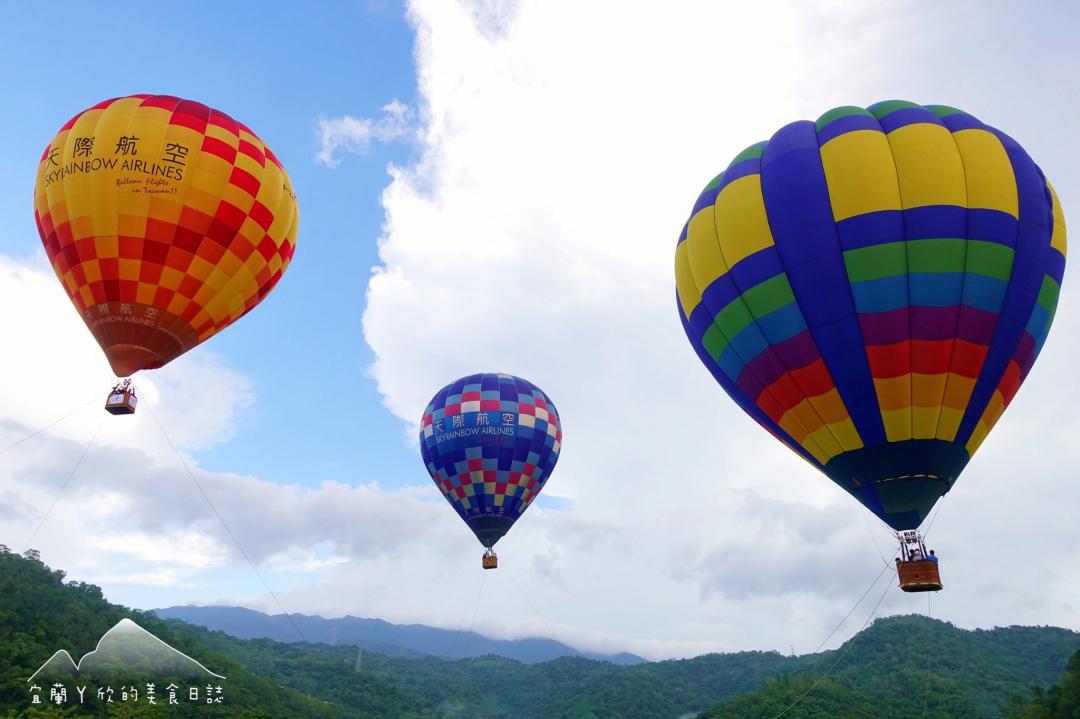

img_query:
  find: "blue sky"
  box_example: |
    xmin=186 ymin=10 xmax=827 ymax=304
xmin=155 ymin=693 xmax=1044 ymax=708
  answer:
xmin=2 ymin=1 xmax=1079 ymax=661
xmin=0 ymin=1 xmax=423 ymax=487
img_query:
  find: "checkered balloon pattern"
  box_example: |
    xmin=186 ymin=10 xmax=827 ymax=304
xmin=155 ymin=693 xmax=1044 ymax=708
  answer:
xmin=676 ymin=101 xmax=1066 ymax=531
xmin=420 ymin=373 xmax=562 ymax=549
xmin=34 ymin=95 xmax=298 ymax=377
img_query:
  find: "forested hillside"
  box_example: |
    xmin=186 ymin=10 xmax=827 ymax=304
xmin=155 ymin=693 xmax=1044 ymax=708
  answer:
xmin=1003 ymin=648 xmax=1080 ymax=718
xmin=703 ymin=643 xmax=1080 ymax=719
xmin=0 ymin=548 xmax=344 ymax=718
xmin=1 ymin=549 xmax=1077 ymax=718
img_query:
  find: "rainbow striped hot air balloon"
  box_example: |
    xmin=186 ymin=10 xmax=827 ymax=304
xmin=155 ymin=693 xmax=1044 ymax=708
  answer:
xmin=675 ymin=100 xmax=1066 ymax=535
xmin=420 ymin=373 xmax=562 ymax=568
xmin=34 ymin=95 xmax=298 ymax=380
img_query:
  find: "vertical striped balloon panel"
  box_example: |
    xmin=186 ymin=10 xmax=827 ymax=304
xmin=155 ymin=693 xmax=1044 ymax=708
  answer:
xmin=676 ymin=101 xmax=1065 ymax=530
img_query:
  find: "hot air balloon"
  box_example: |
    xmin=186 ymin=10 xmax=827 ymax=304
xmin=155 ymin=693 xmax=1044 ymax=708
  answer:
xmin=420 ymin=373 xmax=562 ymax=569
xmin=33 ymin=95 xmax=298 ymax=414
xmin=674 ymin=101 xmax=1066 ymax=592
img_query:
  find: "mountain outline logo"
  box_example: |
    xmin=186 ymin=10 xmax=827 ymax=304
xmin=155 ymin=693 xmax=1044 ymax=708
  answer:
xmin=28 ymin=618 xmax=225 ymax=683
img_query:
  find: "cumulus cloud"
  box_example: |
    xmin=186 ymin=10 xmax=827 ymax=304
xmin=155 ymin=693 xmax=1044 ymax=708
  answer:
xmin=0 ymin=254 xmax=256 ymax=457
xmin=0 ymin=412 xmax=640 ymax=649
xmin=315 ymin=100 xmax=412 ymax=166
xmin=0 ymin=251 xmax=650 ymax=654
xmin=0 ymin=255 xmax=319 ymax=608
xmin=4 ymin=0 xmax=1080 ymax=663
xmin=1 ymin=428 xmax=448 ymax=571
xmin=358 ymin=0 xmax=1080 ymax=656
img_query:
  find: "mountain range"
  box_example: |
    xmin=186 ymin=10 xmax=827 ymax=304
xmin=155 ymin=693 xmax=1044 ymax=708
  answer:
xmin=154 ymin=604 xmax=644 ymax=665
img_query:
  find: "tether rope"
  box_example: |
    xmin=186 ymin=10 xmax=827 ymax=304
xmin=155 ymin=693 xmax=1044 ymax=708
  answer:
xmin=921 ymin=592 xmax=933 ymax=718
xmin=811 ymin=562 xmax=891 ymax=655
xmin=22 ymin=415 xmax=106 ymax=552
xmin=772 ymin=570 xmax=895 ymax=719
xmin=459 ymin=569 xmax=487 ymax=659
xmin=0 ymin=393 xmax=100 ymax=456
xmin=145 ymin=400 xmax=307 ymax=643
xmin=505 ymin=564 xmax=565 ymax=650
xmin=446 ymin=565 xmax=484 ymax=660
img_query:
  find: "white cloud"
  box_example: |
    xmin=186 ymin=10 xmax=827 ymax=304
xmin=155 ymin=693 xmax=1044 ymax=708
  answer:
xmin=0 ymin=251 xmax=653 ymax=654
xmin=0 ymin=255 xmax=289 ymax=603
xmin=0 ymin=253 xmax=256 ymax=458
xmin=0 ymin=427 xmax=451 ymax=575
xmin=4 ymin=0 xmax=1080 ymax=664
xmin=315 ymin=100 xmax=412 ymax=166
xmin=357 ymin=0 xmax=1080 ymax=657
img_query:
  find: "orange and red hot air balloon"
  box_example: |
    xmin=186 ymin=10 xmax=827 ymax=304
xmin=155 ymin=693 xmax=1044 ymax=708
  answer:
xmin=34 ymin=94 xmax=298 ymax=413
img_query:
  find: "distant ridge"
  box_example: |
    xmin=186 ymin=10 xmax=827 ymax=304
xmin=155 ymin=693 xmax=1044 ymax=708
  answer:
xmin=153 ymin=605 xmax=645 ymax=665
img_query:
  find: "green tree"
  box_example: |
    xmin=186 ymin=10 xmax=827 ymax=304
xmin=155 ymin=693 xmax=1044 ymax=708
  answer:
xmin=1004 ymin=650 xmax=1080 ymax=719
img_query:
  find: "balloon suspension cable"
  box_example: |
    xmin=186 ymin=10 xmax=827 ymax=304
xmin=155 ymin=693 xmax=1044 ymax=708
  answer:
xmin=772 ymin=568 xmax=895 ymax=719
xmin=861 ymin=513 xmax=896 ymax=569
xmin=921 ymin=494 xmax=947 ymax=542
xmin=446 ymin=565 xmax=485 ymax=660
xmin=23 ymin=415 xmax=106 ymax=553
xmin=505 ymin=564 xmax=564 ymax=650
xmin=866 ymin=507 xmax=901 ymax=538
xmin=0 ymin=393 xmax=101 ymax=457
xmin=144 ymin=401 xmax=307 ymax=643
xmin=896 ymin=528 xmax=934 ymax=561
xmin=921 ymin=592 xmax=933 ymax=719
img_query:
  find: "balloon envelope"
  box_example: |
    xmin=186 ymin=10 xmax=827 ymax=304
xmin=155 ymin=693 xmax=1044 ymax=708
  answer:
xmin=675 ymin=101 xmax=1066 ymax=530
xmin=420 ymin=373 xmax=562 ymax=548
xmin=34 ymin=94 xmax=298 ymax=377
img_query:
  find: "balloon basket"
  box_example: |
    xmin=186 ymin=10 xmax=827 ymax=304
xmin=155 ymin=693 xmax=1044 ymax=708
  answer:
xmin=896 ymin=529 xmax=942 ymax=592
xmin=105 ymin=379 xmax=138 ymax=416
xmin=898 ymin=559 xmax=942 ymax=592
xmin=482 ymin=549 xmax=498 ymax=570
